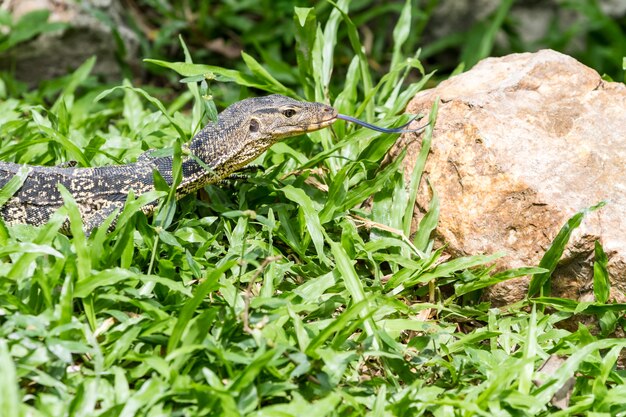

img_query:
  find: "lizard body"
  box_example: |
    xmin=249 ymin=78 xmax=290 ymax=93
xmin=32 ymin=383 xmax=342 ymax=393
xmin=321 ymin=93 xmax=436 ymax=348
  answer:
xmin=0 ymin=95 xmax=337 ymax=233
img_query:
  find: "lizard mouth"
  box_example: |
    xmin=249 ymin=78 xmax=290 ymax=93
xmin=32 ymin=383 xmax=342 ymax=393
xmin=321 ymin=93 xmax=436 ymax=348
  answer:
xmin=305 ymin=116 xmax=338 ymax=131
xmin=301 ymin=105 xmax=339 ymax=132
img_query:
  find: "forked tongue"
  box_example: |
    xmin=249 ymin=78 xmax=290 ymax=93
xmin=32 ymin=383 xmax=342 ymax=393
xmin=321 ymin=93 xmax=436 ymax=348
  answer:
xmin=337 ymin=114 xmax=428 ymax=133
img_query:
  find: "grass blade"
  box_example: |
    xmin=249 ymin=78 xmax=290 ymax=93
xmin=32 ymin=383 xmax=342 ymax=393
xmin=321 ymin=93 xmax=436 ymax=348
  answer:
xmin=305 ymin=299 xmax=370 ymax=357
xmin=455 ymin=267 xmax=548 ymax=297
xmin=0 ymin=340 xmax=21 ymax=417
xmin=404 ymin=100 xmax=438 ymax=237
xmin=241 ymin=52 xmax=299 ymax=98
xmin=58 ymin=184 xmax=90 ymax=280
xmin=528 ymin=201 xmax=606 ymax=298
xmin=281 ymin=185 xmax=329 ymax=265
xmin=0 ymin=166 xmax=29 ymax=207
xmin=293 ymin=7 xmax=318 ymax=100
xmin=326 ymin=0 xmax=374 ymax=119
xmin=145 ymin=59 xmax=298 ymax=97
xmin=95 ymin=85 xmax=187 ymax=140
xmin=413 ymin=179 xmax=439 ymax=253
xmin=167 ymin=260 xmax=235 ymax=353
xmin=593 ymin=240 xmax=610 ymax=304
xmin=7 ymin=207 xmax=67 ymax=280
xmin=388 ymin=253 xmax=503 ymax=293
xmin=329 ymin=239 xmax=379 ymax=347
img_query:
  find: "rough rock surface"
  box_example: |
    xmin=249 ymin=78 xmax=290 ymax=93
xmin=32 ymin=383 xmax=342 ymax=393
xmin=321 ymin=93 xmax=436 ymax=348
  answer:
xmin=0 ymin=0 xmax=139 ymax=84
xmin=395 ymin=49 xmax=626 ymax=305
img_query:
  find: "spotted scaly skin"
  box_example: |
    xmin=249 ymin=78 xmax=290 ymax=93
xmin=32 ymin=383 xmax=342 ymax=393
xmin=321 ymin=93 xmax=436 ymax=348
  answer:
xmin=0 ymin=95 xmax=337 ymax=233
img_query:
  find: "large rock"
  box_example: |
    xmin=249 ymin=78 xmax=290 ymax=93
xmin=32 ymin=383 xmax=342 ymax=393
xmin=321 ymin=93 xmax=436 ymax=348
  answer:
xmin=396 ymin=49 xmax=626 ymax=305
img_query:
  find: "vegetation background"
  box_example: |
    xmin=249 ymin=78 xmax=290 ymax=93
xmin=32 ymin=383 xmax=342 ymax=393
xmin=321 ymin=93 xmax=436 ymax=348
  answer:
xmin=1 ymin=0 xmax=626 ymax=416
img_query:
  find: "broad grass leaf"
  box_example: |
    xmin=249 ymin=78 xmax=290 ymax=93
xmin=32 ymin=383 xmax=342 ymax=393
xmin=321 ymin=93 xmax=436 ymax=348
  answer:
xmin=113 ymin=190 xmax=166 ymax=233
xmin=379 ymin=319 xmax=432 ymax=338
xmin=519 ymin=305 xmax=538 ymax=394
xmin=329 ymin=241 xmax=366 ymax=304
xmin=592 ymin=345 xmax=621 ymax=400
xmin=329 ymin=240 xmax=380 ymax=346
xmin=333 ymin=56 xmax=361 ymax=138
xmin=533 ymin=297 xmax=626 ymax=314
xmin=66 ymin=378 xmax=99 ymax=415
xmin=370 ymin=171 xmax=408 ymax=234
xmin=246 ymin=392 xmax=341 ymax=417
xmin=118 ymin=377 xmax=166 ymax=417
xmin=178 ymin=36 xmax=217 ymax=128
xmin=533 ymin=339 xmax=626 ymax=408
xmin=389 ymin=71 xmax=434 ymax=115
xmin=153 ymin=138 xmax=182 ymax=230
xmin=293 ymin=7 xmax=317 ymax=99
xmin=311 ymin=25 xmax=325 ymax=100
xmin=404 ymin=100 xmax=438 ymax=237
xmin=446 ymin=330 xmax=501 ymax=354
xmin=88 ymin=208 xmax=120 ymax=265
xmin=58 ymin=260 xmax=75 ymax=326
xmin=0 ymin=165 xmax=29 ymax=207
xmin=7 ymin=207 xmax=67 ymax=280
xmin=300 ymin=127 xmax=379 ymax=170
xmin=241 ymin=52 xmax=299 ymax=98
xmin=455 ymin=267 xmax=548 ymax=297
xmin=413 ymin=179 xmax=439 ymax=253
xmin=74 ymin=267 xmax=191 ymax=298
xmin=52 ymin=56 xmax=96 ymax=113
xmin=357 ymin=116 xmax=416 ymax=163
xmin=318 ymin=165 xmax=348 ymax=224
xmin=528 ymin=201 xmax=606 ymax=298
xmin=229 ymin=349 xmax=278 ymax=393
xmin=167 ymin=260 xmax=235 ymax=353
xmin=275 ymin=205 xmax=306 ymax=257
xmin=321 ymin=150 xmax=405 ymax=224
xmin=74 ymin=268 xmax=129 ymax=298
xmin=144 ymin=60 xmax=216 ymax=79
xmin=380 ymin=0 xmax=412 ymax=101
xmin=293 ymin=271 xmax=335 ymax=301
xmin=387 ymin=252 xmax=503 ymax=292
xmin=355 ymin=63 xmax=431 ymax=118
xmin=320 ymin=0 xmax=345 ymax=94
xmin=281 ymin=185 xmax=329 ymax=265
xmin=391 ymin=0 xmax=412 ymax=67
xmin=305 ymin=299 xmax=369 ymax=358
xmin=122 ymin=80 xmax=144 ymax=132
xmin=326 ymin=0 xmax=374 ymax=120
xmin=52 ymin=98 xmax=70 ymax=137
xmin=95 ymin=85 xmax=187 ymax=140
xmin=0 ymin=242 xmax=64 ymax=260
xmin=30 ymin=114 xmax=89 ymax=166
xmin=58 ymin=184 xmax=90 ymax=280
xmin=145 ymin=59 xmax=297 ymax=97
xmin=593 ymin=240 xmax=610 ymax=303
xmin=0 ymin=340 xmax=21 ymax=416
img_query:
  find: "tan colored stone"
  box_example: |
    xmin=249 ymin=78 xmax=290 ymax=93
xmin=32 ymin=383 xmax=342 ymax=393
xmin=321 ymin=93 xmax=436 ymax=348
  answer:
xmin=395 ymin=49 xmax=626 ymax=305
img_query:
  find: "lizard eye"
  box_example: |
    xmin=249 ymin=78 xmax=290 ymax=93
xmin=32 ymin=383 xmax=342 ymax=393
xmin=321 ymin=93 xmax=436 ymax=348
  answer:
xmin=283 ymin=109 xmax=296 ymax=118
xmin=249 ymin=119 xmax=259 ymax=132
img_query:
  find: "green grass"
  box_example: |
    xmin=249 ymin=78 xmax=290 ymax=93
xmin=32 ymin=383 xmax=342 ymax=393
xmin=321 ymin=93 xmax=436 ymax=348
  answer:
xmin=1 ymin=2 xmax=626 ymax=416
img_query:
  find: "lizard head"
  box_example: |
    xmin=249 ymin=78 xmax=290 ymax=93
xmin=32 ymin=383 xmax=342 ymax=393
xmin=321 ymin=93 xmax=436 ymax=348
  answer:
xmin=194 ymin=94 xmax=337 ymax=172
xmin=234 ymin=94 xmax=337 ymax=142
